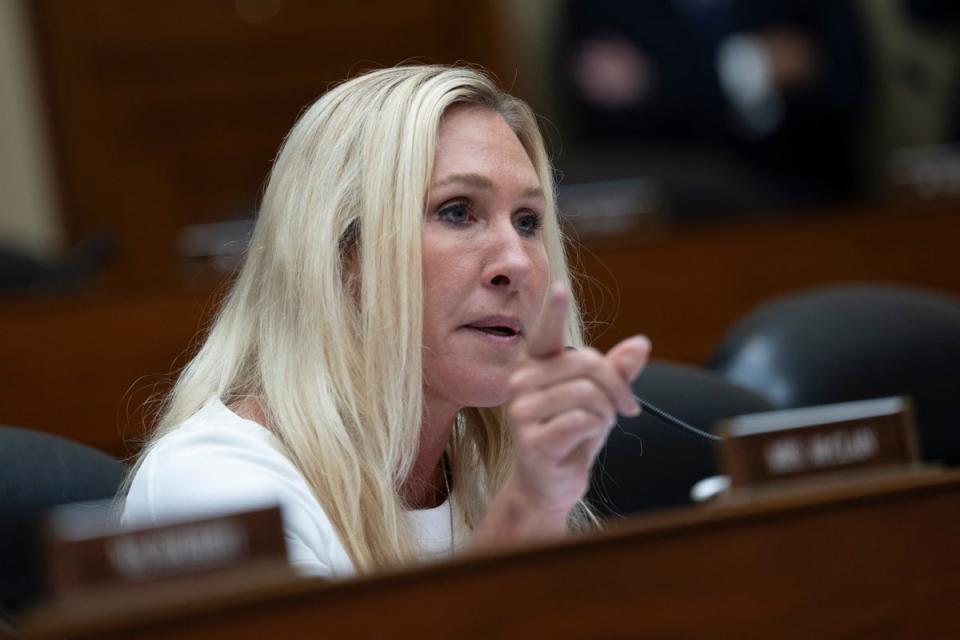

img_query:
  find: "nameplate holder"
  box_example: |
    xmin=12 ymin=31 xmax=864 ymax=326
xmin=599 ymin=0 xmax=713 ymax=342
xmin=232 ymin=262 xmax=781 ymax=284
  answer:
xmin=44 ymin=504 xmax=289 ymax=598
xmin=716 ymin=396 xmax=921 ymax=489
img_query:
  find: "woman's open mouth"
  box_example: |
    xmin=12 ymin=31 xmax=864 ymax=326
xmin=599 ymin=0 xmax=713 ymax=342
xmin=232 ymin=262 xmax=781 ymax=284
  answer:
xmin=470 ymin=325 xmax=518 ymax=337
xmin=463 ymin=316 xmax=524 ymax=343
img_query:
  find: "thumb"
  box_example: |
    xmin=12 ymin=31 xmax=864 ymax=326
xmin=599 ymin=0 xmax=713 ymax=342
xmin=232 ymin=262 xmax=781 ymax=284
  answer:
xmin=606 ymin=335 xmax=651 ymax=383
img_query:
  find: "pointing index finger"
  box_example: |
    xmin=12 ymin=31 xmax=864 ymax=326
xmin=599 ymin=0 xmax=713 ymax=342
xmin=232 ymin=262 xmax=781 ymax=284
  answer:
xmin=527 ymin=283 xmax=568 ymax=359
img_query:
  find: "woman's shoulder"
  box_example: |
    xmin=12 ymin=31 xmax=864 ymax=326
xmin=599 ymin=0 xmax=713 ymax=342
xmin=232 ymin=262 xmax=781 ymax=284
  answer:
xmin=122 ymin=396 xmax=354 ymax=576
xmin=124 ymin=397 xmax=301 ymax=522
xmin=147 ymin=396 xmax=278 ymax=457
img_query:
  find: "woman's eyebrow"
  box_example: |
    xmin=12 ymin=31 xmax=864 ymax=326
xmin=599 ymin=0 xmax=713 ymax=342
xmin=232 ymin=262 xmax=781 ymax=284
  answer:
xmin=433 ymin=172 xmax=544 ymax=199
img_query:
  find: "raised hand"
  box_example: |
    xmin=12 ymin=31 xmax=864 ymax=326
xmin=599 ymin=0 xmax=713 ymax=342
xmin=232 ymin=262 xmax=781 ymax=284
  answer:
xmin=475 ymin=283 xmax=651 ymax=546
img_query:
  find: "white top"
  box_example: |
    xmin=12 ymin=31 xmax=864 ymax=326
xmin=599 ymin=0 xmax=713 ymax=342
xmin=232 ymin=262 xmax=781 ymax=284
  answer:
xmin=122 ymin=397 xmax=455 ymax=578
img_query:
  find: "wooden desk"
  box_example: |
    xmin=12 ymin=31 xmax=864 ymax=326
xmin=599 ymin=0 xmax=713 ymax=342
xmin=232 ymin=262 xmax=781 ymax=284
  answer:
xmin=24 ymin=470 xmax=960 ymax=639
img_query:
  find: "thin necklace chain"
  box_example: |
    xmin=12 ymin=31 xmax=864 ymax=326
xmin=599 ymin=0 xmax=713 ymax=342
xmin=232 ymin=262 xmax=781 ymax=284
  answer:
xmin=443 ymin=452 xmax=454 ymax=556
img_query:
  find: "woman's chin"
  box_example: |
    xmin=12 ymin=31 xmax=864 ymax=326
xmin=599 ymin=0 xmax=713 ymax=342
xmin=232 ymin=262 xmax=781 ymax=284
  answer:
xmin=425 ymin=372 xmax=509 ymax=413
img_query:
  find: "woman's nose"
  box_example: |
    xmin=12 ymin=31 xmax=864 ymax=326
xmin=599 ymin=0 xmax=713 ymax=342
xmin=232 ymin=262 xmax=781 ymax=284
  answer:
xmin=483 ymin=220 xmax=533 ymax=290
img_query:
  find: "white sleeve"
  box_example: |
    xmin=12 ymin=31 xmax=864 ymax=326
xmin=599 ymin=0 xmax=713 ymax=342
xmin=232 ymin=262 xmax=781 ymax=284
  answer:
xmin=122 ymin=424 xmax=355 ymax=578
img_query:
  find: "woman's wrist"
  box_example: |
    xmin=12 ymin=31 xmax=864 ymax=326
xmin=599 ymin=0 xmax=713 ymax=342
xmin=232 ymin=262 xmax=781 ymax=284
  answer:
xmin=471 ymin=473 xmax=573 ymax=552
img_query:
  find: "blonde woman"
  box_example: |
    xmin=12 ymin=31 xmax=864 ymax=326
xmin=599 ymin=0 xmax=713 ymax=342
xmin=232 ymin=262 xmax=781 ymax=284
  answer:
xmin=122 ymin=65 xmax=651 ymax=576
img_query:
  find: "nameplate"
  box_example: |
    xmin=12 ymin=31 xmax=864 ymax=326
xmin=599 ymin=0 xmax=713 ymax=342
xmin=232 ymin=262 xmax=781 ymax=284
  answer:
xmin=716 ymin=397 xmax=920 ymax=488
xmin=45 ymin=504 xmax=288 ymax=595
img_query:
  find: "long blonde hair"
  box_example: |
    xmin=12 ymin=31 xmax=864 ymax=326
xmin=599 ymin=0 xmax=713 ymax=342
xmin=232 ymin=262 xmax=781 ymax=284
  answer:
xmin=127 ymin=65 xmax=585 ymax=572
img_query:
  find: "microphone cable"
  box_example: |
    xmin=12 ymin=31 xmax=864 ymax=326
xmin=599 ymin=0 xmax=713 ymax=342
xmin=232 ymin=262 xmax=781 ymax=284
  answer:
xmin=636 ymin=397 xmax=723 ymax=443
xmin=562 ymin=347 xmax=723 ymax=442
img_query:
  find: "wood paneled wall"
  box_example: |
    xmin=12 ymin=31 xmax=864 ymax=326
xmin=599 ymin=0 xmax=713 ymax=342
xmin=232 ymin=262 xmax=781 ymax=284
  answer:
xmin=30 ymin=0 xmax=508 ymax=284
xmin=574 ymin=199 xmax=960 ymax=360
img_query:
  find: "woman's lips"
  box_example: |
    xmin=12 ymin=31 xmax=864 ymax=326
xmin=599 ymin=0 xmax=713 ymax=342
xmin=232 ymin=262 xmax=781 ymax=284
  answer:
xmin=464 ymin=315 xmax=523 ymax=334
xmin=463 ymin=325 xmax=523 ymax=344
xmin=460 ymin=314 xmax=525 ymax=346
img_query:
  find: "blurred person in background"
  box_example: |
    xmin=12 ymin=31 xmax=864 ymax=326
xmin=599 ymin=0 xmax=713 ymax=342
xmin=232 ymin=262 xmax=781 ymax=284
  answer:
xmin=560 ymin=0 xmax=872 ymax=210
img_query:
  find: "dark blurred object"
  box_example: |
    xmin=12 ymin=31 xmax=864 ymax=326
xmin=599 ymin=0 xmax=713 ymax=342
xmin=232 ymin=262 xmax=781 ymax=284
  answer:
xmin=557 ymin=177 xmax=666 ymax=240
xmin=708 ymin=285 xmax=960 ymax=467
xmin=905 ymin=0 xmax=960 ymax=141
xmin=0 ymin=232 xmax=114 ymax=297
xmin=887 ymin=143 xmax=960 ymax=200
xmin=588 ymin=360 xmax=774 ymax=518
xmin=0 ymin=426 xmax=126 ymax=620
xmin=0 ymin=247 xmax=60 ymax=291
xmin=907 ymin=0 xmax=960 ymax=23
xmin=559 ymin=0 xmax=871 ymax=211
xmin=177 ymin=217 xmax=255 ymax=278
xmin=557 ymin=144 xmax=786 ymax=220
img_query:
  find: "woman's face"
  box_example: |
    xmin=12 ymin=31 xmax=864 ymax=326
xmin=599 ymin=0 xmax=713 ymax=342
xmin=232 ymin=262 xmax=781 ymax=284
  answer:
xmin=422 ymin=105 xmax=549 ymax=413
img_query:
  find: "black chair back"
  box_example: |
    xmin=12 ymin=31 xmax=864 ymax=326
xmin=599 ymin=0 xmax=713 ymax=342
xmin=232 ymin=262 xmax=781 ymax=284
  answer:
xmin=709 ymin=285 xmax=960 ymax=466
xmin=588 ymin=360 xmax=773 ymax=518
xmin=0 ymin=426 xmax=126 ymax=616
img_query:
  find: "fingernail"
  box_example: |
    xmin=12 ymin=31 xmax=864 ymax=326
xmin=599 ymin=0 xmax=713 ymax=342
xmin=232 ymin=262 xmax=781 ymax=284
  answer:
xmin=626 ymin=398 xmax=641 ymax=416
xmin=627 ymin=336 xmax=651 ymax=382
xmin=552 ymin=282 xmax=568 ymax=303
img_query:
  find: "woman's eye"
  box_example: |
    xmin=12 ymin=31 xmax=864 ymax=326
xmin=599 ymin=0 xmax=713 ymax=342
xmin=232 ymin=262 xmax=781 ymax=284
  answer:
xmin=515 ymin=212 xmax=543 ymax=237
xmin=437 ymin=202 xmax=471 ymax=225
